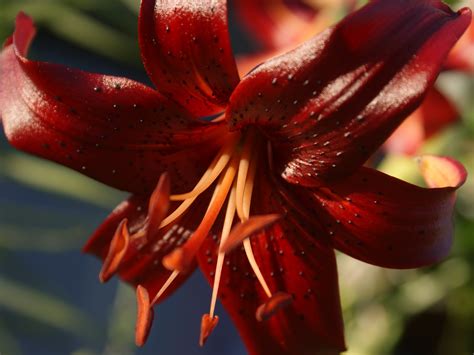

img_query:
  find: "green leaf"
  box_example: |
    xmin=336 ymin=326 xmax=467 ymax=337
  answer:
xmin=0 ymin=153 xmax=124 ymax=209
xmin=0 ymin=1 xmax=140 ymax=66
xmin=0 ymin=319 xmax=22 ymax=355
xmin=0 ymin=225 xmax=85 ymax=252
xmin=104 ymin=284 xmax=136 ymax=355
xmin=0 ymin=277 xmax=100 ymax=341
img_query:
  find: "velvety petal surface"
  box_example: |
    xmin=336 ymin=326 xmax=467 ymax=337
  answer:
xmin=384 ymin=87 xmax=459 ymax=154
xmin=198 ymin=169 xmax=345 ymax=354
xmin=139 ymin=0 xmax=240 ymax=116
xmin=289 ymin=166 xmax=466 ymax=269
xmin=0 ymin=13 xmax=227 ymax=195
xmin=227 ymin=0 xmax=471 ymax=187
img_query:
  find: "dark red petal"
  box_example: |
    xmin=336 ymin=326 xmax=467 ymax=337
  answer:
xmin=384 ymin=87 xmax=459 ymax=155
xmin=83 ymin=194 xmax=208 ymax=302
xmin=199 ymin=220 xmax=345 ymax=354
xmin=235 ymin=0 xmax=319 ymax=50
xmin=227 ymin=0 xmax=471 ymax=187
xmin=297 ymin=166 xmax=466 ymax=269
xmin=444 ymin=15 xmax=474 ymax=72
xmin=139 ymin=0 xmax=240 ymax=116
xmin=0 ymin=13 xmax=227 ymax=195
xmin=197 ymin=171 xmax=345 ymax=354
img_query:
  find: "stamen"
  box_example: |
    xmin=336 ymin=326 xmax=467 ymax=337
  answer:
xmin=242 ymin=147 xmax=258 ymax=220
xmin=255 ymin=292 xmax=293 ymax=322
xmin=244 ymin=239 xmax=272 ymax=298
xmin=219 ymin=214 xmax=281 ymax=254
xmin=239 ymin=146 xmax=273 ymax=298
xmin=162 ymin=154 xmax=240 ymax=272
xmin=170 ymin=133 xmax=240 ymax=201
xmin=135 ymin=285 xmax=154 ymax=347
xmin=151 ymin=270 xmax=180 ymax=306
xmin=159 ymin=134 xmax=239 ymax=230
xmin=199 ymin=314 xmax=219 ymax=347
xmin=209 ymin=182 xmax=237 ymax=319
xmin=235 ymin=130 xmax=256 ymax=220
xmin=99 ymin=219 xmax=130 ymax=283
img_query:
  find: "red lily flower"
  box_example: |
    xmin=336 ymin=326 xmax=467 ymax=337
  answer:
xmin=235 ymin=0 xmax=357 ymax=51
xmin=0 ymin=1 xmax=470 ymax=354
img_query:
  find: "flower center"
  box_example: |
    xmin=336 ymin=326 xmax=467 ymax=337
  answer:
xmin=103 ymin=129 xmax=292 ymax=346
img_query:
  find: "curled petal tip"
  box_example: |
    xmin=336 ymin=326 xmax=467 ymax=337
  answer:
xmin=99 ymin=219 xmax=130 ymax=283
xmin=256 ymin=292 xmax=293 ymax=322
xmin=458 ymin=7 xmax=472 ymax=16
xmin=199 ymin=314 xmax=219 ymax=347
xmin=417 ymin=155 xmax=467 ymax=188
xmin=219 ymin=214 xmax=281 ymax=254
xmin=135 ymin=285 xmax=154 ymax=347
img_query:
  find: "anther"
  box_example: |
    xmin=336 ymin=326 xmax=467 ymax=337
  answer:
xmin=219 ymin=214 xmax=281 ymax=254
xmin=146 ymin=173 xmax=170 ymax=237
xmin=199 ymin=314 xmax=219 ymax=346
xmin=256 ymin=292 xmax=293 ymax=321
xmin=135 ymin=285 xmax=154 ymax=347
xmin=99 ymin=219 xmax=130 ymax=283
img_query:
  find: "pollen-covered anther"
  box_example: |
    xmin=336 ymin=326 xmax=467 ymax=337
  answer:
xmin=219 ymin=214 xmax=281 ymax=254
xmin=135 ymin=285 xmax=154 ymax=347
xmin=99 ymin=219 xmax=130 ymax=283
xmin=146 ymin=172 xmax=171 ymax=235
xmin=199 ymin=313 xmax=219 ymax=347
xmin=256 ymin=292 xmax=293 ymax=321
xmin=162 ymin=247 xmax=192 ymax=272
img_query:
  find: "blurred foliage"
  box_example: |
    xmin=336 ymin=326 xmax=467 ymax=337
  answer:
xmin=0 ymin=0 xmax=472 ymax=355
xmin=0 ymin=0 xmax=140 ymax=66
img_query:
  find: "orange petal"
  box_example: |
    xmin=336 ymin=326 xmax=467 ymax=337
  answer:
xmin=219 ymin=214 xmax=281 ymax=254
xmin=135 ymin=285 xmax=154 ymax=347
xmin=199 ymin=313 xmax=219 ymax=347
xmin=256 ymin=292 xmax=293 ymax=322
xmin=417 ymin=155 xmax=467 ymax=188
xmin=147 ymin=172 xmax=171 ymax=235
xmin=99 ymin=219 xmax=130 ymax=283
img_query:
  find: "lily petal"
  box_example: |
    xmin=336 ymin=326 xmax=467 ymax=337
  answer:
xmin=0 ymin=13 xmax=226 ymax=195
xmin=197 ymin=171 xmax=345 ymax=354
xmin=417 ymin=155 xmax=467 ymax=188
xmin=227 ymin=0 xmax=471 ymax=187
xmin=294 ymin=166 xmax=466 ymax=269
xmin=444 ymin=14 xmax=474 ymax=72
xmin=139 ymin=0 xmax=240 ymax=116
xmin=83 ymin=194 xmax=206 ymax=303
xmin=384 ymin=87 xmax=459 ymax=155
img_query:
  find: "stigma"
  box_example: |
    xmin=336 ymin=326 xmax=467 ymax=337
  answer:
xmin=101 ymin=129 xmax=292 ymax=347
